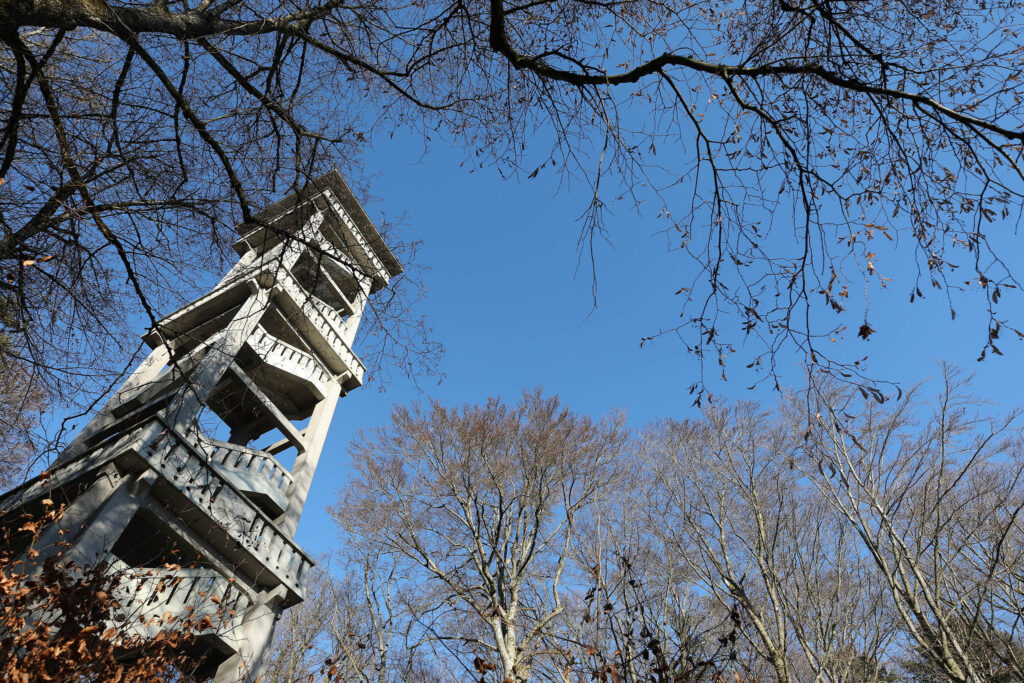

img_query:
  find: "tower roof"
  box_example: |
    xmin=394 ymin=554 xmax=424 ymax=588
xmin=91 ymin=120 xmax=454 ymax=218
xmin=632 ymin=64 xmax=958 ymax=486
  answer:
xmin=233 ymin=170 xmax=403 ymax=282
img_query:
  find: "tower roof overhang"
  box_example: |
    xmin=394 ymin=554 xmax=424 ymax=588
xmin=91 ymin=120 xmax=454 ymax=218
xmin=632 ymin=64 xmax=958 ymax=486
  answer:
xmin=232 ymin=170 xmax=403 ymax=290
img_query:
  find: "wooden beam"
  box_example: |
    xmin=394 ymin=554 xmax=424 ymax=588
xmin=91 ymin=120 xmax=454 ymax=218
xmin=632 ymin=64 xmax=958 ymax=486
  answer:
xmin=229 ymin=362 xmax=306 ymax=453
xmin=261 ymin=431 xmax=306 ymax=456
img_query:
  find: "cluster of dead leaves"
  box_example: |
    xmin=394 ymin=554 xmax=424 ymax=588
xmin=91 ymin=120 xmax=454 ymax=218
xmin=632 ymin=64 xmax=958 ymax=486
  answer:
xmin=0 ymin=501 xmax=217 ymax=681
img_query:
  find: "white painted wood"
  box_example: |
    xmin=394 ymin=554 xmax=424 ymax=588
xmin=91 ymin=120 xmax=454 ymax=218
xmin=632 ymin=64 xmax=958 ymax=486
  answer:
xmin=2 ymin=175 xmax=397 ymax=682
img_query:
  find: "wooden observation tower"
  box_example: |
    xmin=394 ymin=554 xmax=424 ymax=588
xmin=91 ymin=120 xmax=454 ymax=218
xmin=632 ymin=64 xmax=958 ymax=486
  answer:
xmin=0 ymin=171 xmax=400 ymax=680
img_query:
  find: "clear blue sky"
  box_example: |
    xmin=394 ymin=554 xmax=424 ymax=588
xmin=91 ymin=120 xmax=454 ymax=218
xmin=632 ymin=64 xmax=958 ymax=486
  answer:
xmin=291 ymin=129 xmax=1024 ymax=556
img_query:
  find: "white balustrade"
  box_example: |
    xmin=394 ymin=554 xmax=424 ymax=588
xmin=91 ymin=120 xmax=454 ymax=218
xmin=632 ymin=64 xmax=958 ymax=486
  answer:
xmin=277 ymin=271 xmax=366 ymax=383
xmin=247 ymin=325 xmax=332 ymax=397
xmin=110 ymin=559 xmax=251 ymax=650
xmin=140 ymin=419 xmax=313 ymax=597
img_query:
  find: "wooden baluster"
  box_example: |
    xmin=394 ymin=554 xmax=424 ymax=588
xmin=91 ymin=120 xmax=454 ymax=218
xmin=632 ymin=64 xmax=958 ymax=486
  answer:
xmin=249 ymin=518 xmax=265 ymax=551
xmin=265 ymin=534 xmax=282 ymax=565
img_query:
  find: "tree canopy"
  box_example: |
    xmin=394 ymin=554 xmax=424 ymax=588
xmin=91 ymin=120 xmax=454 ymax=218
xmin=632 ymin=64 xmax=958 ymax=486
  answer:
xmin=3 ymin=0 xmax=1024 ymax=407
xmin=271 ymin=373 xmax=1024 ymax=682
xmin=332 ymin=390 xmax=629 ymax=681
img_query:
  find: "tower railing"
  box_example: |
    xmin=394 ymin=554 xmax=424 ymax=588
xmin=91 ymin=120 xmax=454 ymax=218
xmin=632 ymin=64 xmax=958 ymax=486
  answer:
xmin=198 ymin=435 xmax=294 ymax=494
xmin=136 ymin=417 xmax=313 ymax=601
xmin=110 ymin=558 xmax=252 ymax=652
xmin=276 ymin=270 xmax=365 ymax=383
xmin=247 ymin=325 xmax=332 ymax=397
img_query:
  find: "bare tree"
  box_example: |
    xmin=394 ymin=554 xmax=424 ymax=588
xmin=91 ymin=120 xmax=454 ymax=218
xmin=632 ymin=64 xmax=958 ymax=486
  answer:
xmin=267 ymin=560 xmax=337 ymax=682
xmin=637 ymin=371 xmax=1024 ymax=682
xmin=0 ymin=356 xmax=45 ymax=486
xmin=313 ymin=369 xmax=1024 ymax=680
xmin=801 ymin=365 xmax=1024 ymax=683
xmin=538 ymin=447 xmax=737 ymax=683
xmin=646 ymin=403 xmax=901 ymax=683
xmin=331 ymin=389 xmax=629 ymax=681
xmin=0 ymin=19 xmax=439 ymax=459
xmin=267 ymin=550 xmax=431 ymax=683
